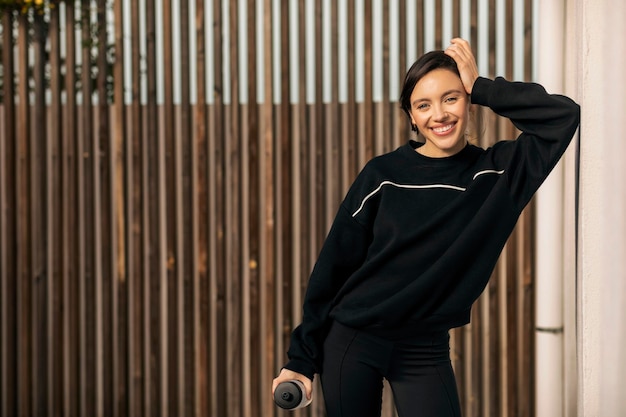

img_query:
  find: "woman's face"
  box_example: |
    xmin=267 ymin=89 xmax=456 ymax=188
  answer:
xmin=408 ymin=68 xmax=470 ymax=158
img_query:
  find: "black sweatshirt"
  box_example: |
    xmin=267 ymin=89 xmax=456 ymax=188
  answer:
xmin=284 ymin=76 xmax=580 ymax=381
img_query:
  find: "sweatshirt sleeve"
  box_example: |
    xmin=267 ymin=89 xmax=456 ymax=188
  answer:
xmin=470 ymin=76 xmax=581 ymax=210
xmin=283 ymin=203 xmax=371 ymax=380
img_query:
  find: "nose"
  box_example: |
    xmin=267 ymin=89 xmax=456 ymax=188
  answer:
xmin=432 ymin=104 xmax=448 ymax=121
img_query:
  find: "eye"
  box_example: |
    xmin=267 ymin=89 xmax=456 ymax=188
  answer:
xmin=415 ymin=103 xmax=429 ymax=111
xmin=444 ymin=96 xmax=458 ymax=103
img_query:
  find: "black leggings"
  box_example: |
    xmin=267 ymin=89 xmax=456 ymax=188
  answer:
xmin=320 ymin=321 xmax=462 ymax=417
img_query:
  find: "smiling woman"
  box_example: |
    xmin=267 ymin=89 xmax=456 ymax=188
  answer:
xmin=273 ymin=38 xmax=580 ymax=417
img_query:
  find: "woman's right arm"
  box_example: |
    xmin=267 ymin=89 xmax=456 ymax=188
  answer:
xmin=280 ymin=204 xmax=371 ymax=380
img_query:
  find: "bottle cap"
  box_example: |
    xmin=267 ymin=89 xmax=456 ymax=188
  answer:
xmin=274 ymin=381 xmax=304 ymax=409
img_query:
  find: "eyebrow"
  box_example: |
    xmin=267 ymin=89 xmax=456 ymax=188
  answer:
xmin=411 ymin=89 xmax=465 ymax=106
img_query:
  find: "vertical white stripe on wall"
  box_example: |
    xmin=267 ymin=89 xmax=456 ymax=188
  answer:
xmin=322 ymin=0 xmax=332 ymax=103
xmin=495 ymin=0 xmax=506 ymax=77
xmin=156 ymin=0 xmax=164 ymax=103
xmin=306 ymin=0 xmax=315 ymax=104
xmin=460 ymin=0 xmax=471 ymax=42
xmin=189 ymin=0 xmax=197 ymax=104
xmin=441 ymin=0 xmax=453 ymax=45
xmin=338 ymin=0 xmax=348 ymax=103
xmin=513 ymin=0 xmax=525 ymax=80
xmin=388 ymin=0 xmax=399 ymax=100
xmin=272 ymin=0 xmax=280 ymax=104
xmin=290 ymin=0 xmax=299 ymax=104
xmin=206 ymin=0 xmax=214 ymax=104
xmin=423 ymin=0 xmax=435 ymax=52
xmin=405 ymin=0 xmax=417 ymax=67
xmin=221 ymin=0 xmax=231 ymax=104
xmin=256 ymin=0 xmax=265 ymax=103
xmin=372 ymin=0 xmax=383 ymax=102
xmin=140 ymin=0 xmax=147 ymax=104
xmin=354 ymin=0 xmax=364 ymax=102
xmin=172 ymin=0 xmax=182 ymax=103
xmin=123 ymin=0 xmax=133 ymax=104
xmin=477 ymin=0 xmax=489 ymax=76
xmin=238 ymin=0 xmax=248 ymax=103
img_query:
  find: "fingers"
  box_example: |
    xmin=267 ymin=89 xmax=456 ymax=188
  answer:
xmin=445 ymin=38 xmax=479 ymax=94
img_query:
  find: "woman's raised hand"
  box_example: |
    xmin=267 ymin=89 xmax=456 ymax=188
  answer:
xmin=445 ymin=38 xmax=479 ymax=95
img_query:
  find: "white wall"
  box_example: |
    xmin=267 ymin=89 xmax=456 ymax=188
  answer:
xmin=577 ymin=0 xmax=626 ymax=416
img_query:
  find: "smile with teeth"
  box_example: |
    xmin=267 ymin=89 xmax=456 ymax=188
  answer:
xmin=432 ymin=123 xmax=455 ymax=134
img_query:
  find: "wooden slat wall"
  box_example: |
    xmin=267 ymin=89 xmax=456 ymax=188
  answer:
xmin=0 ymin=1 xmax=535 ymax=416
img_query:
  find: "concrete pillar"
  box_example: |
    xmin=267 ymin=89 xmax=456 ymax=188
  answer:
xmin=577 ymin=0 xmax=626 ymax=416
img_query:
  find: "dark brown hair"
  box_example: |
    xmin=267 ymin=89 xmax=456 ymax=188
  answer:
xmin=399 ymin=51 xmax=461 ymax=131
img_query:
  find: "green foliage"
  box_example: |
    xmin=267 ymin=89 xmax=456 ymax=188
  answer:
xmin=0 ymin=0 xmax=116 ymax=104
xmin=0 ymin=0 xmax=63 ymax=15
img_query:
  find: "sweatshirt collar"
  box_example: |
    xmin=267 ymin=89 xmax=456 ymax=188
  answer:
xmin=402 ymin=140 xmax=475 ymax=165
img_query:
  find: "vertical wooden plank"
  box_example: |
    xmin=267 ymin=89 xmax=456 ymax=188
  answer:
xmin=62 ymin=4 xmax=80 ymax=416
xmin=415 ymin=0 xmax=424 ymax=54
xmin=278 ymin=0 xmax=293 ymax=414
xmin=238 ymin=6 xmax=252 ymax=415
xmin=0 ymin=10 xmax=17 ymax=417
xmin=226 ymin=1 xmax=242 ymax=415
xmin=210 ymin=0 xmax=226 ymax=414
xmin=192 ymin=0 xmax=209 ymax=414
xmin=471 ymin=302 xmax=483 ymax=417
xmin=341 ymin=0 xmax=357 ymax=191
xmin=16 ymin=12 xmax=33 ymax=417
xmin=128 ymin=0 xmax=145 ymax=415
xmin=360 ymin=0 xmax=373 ymax=165
xmin=111 ymin=0 xmax=128 ymax=414
xmin=160 ymin=0 xmax=177 ymax=413
xmin=244 ymin=0 xmax=262 ymax=414
xmin=470 ymin=0 xmax=478 ymax=49
xmin=273 ymin=0 xmax=290 ymax=414
xmin=93 ymin=1 xmax=112 ymax=416
xmin=396 ymin=0 xmax=408 ymax=150
xmin=376 ymin=0 xmax=389 ymax=157
xmin=519 ymin=206 xmax=535 ymax=417
xmin=452 ymin=0 xmax=460 ymax=38
xmin=143 ymin=0 xmax=164 ymax=415
xmin=178 ymin=0 xmax=195 ymax=414
xmin=80 ymin=3 xmax=99 ymax=415
xmin=47 ymin=6 xmax=63 ymax=416
xmin=260 ymin=0 xmax=276 ymax=414
xmin=31 ymin=11 xmax=48 ymax=417
xmin=180 ymin=111 xmax=193 ymax=414
xmin=326 ymin=0 xmax=340 ymax=210
xmin=520 ymin=6 xmax=535 ymax=416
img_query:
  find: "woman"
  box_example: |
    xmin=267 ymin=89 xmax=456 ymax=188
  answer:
xmin=272 ymin=38 xmax=580 ymax=417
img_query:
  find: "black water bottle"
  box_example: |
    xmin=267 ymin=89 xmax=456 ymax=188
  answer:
xmin=273 ymin=380 xmax=312 ymax=410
